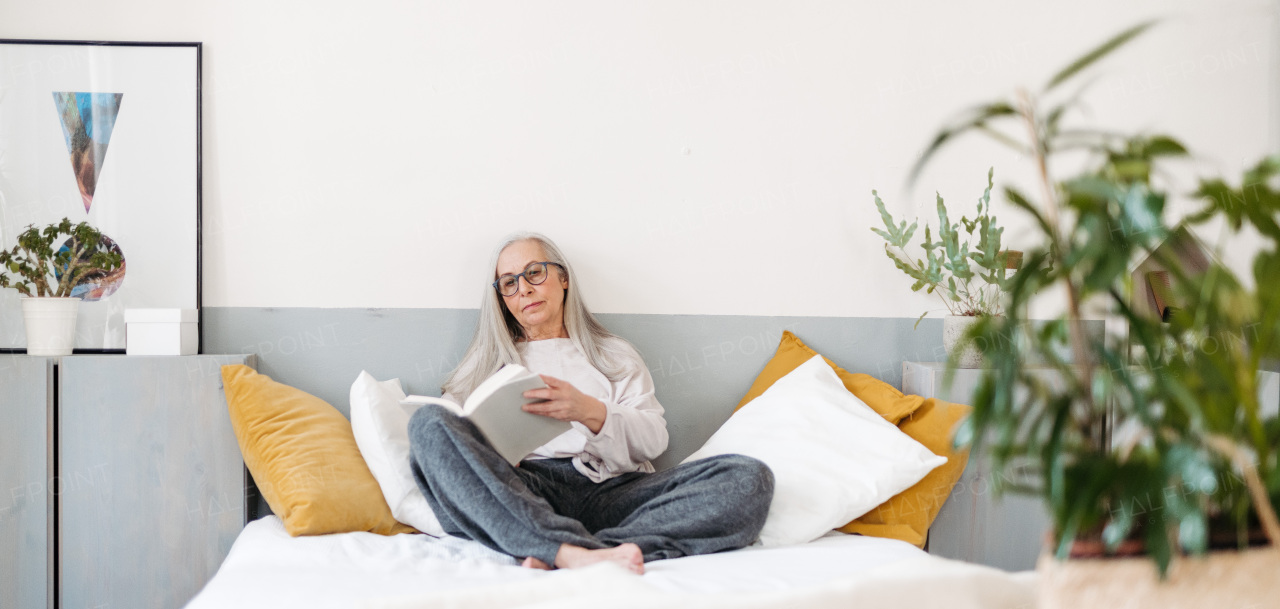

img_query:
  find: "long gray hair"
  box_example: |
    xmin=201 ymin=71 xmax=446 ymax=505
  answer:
xmin=441 ymin=232 xmax=637 ymax=402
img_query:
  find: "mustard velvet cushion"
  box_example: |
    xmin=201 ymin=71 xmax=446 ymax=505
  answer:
xmin=221 ymin=364 xmax=416 ymax=537
xmin=736 ymin=331 xmax=924 ymax=425
xmin=839 ymin=398 xmax=973 ymax=547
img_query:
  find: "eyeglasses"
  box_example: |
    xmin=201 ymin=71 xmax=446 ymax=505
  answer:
xmin=493 ymin=261 xmax=564 ymax=297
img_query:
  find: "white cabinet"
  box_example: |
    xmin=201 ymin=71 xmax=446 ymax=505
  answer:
xmin=904 ymin=361 xmax=1056 ymax=572
xmin=0 ymin=357 xmax=55 ymax=609
xmin=0 ymin=354 xmax=254 ymax=609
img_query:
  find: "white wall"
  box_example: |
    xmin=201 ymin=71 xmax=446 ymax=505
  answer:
xmin=2 ymin=0 xmax=1275 ymax=317
xmin=1275 ymin=0 xmax=1280 ymax=157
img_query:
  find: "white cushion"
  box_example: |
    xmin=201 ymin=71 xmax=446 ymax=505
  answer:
xmin=682 ymin=354 xmax=946 ymax=547
xmin=349 ymin=371 xmax=446 ymax=537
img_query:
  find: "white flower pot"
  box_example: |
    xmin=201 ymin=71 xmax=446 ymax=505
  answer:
xmin=21 ymin=297 xmax=80 ymax=356
xmin=942 ymin=314 xmax=984 ymax=368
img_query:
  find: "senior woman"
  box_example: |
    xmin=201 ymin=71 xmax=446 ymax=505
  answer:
xmin=407 ymin=233 xmax=774 ymax=574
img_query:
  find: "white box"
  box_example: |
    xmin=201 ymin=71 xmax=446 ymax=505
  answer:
xmin=125 ymin=308 xmax=198 ymax=355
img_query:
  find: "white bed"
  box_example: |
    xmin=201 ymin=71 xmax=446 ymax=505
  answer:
xmin=202 ymin=345 xmax=1040 ymax=608
xmin=186 ymin=516 xmax=1036 ymax=609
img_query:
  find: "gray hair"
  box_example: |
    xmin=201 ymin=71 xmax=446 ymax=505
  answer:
xmin=441 ymin=232 xmax=637 ymax=402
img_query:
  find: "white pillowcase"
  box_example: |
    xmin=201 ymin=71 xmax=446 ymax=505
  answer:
xmin=682 ymin=354 xmax=946 ymax=547
xmin=349 ymin=371 xmax=446 ymax=537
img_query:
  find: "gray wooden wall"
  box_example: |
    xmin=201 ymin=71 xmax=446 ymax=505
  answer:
xmin=202 ymin=307 xmax=950 ymax=470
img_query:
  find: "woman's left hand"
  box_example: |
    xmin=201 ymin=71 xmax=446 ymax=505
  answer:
xmin=522 ymin=375 xmax=607 ymax=434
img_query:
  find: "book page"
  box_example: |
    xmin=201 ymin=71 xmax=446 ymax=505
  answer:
xmin=399 ymin=395 xmax=464 ymax=416
xmin=462 ymin=364 xmax=528 ymax=415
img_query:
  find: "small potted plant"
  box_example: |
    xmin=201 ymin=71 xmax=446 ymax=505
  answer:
xmin=870 ymin=168 xmax=1021 ymax=367
xmin=0 ymin=218 xmax=124 ymax=356
xmin=914 ymin=21 xmax=1280 ymax=607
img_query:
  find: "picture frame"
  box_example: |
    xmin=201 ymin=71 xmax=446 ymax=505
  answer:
xmin=0 ymin=39 xmax=202 ymax=353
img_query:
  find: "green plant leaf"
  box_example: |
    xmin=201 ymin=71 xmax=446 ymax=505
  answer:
xmin=1044 ymin=20 xmax=1157 ymax=92
xmin=972 ymin=124 xmax=1030 ymax=156
xmin=909 ymin=102 xmax=1018 ymax=185
xmin=1178 ymin=508 xmax=1208 ymax=555
xmin=936 ymin=193 xmax=976 ymax=282
xmin=1167 ymin=445 xmax=1217 ymax=494
xmin=1145 ymin=514 xmax=1173 ymax=577
xmin=1144 ymin=135 xmax=1189 ymax=157
xmin=1002 ymin=186 xmax=1054 ymax=238
xmin=1102 ymin=473 xmax=1140 ymax=551
xmin=871 ymin=190 xmax=914 ymax=247
xmin=883 ymin=245 xmax=930 ymax=292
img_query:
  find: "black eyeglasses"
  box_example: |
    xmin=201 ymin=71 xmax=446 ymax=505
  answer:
xmin=493 ymin=261 xmax=564 ymax=297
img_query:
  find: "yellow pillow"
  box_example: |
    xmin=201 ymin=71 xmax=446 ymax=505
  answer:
xmin=736 ymin=331 xmax=924 ymax=425
xmin=836 ymin=523 xmax=926 ymax=547
xmin=839 ymin=398 xmax=972 ymax=547
xmin=221 ymin=364 xmax=415 ymax=537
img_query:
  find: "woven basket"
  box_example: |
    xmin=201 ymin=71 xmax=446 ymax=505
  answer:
xmin=1038 ymin=433 xmax=1280 ymax=608
xmin=1038 ymin=546 xmax=1280 ymax=608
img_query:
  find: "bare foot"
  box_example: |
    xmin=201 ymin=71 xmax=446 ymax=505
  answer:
xmin=554 ymin=543 xmax=644 ymax=575
xmin=521 ymin=556 xmax=552 ymax=570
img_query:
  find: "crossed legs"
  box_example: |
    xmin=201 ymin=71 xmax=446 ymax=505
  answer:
xmin=407 ymin=405 xmax=774 ymax=571
xmin=408 ymin=405 xmax=603 ymax=567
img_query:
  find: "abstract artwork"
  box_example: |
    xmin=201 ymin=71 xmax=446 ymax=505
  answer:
xmin=50 ymin=92 xmax=130 ymax=300
xmin=0 ymin=40 xmax=201 ymax=352
xmin=53 ymin=92 xmax=124 ymax=213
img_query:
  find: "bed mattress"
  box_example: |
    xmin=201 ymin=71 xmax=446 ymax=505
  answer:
xmin=186 ymin=515 xmax=938 ymax=608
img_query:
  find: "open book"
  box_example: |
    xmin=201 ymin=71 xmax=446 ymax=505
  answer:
xmin=400 ymin=364 xmax=572 ymax=466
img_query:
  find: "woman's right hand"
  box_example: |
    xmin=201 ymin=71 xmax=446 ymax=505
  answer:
xmin=522 ymin=375 xmax=608 ymax=434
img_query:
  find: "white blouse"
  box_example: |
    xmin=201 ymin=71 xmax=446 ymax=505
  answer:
xmin=516 ymin=338 xmax=668 ymax=482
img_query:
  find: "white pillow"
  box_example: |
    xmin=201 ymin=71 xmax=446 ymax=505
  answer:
xmin=682 ymin=354 xmax=946 ymax=547
xmin=349 ymin=371 xmax=446 ymax=537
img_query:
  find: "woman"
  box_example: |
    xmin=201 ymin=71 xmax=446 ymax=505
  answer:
xmin=408 ymin=232 xmax=774 ymax=574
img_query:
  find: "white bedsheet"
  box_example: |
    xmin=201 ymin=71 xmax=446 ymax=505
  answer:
xmin=365 ymin=557 xmax=1039 ymax=609
xmin=187 ymin=516 xmax=1034 ymax=609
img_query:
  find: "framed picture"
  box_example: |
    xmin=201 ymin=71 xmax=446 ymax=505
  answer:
xmin=0 ymin=40 xmax=201 ymax=353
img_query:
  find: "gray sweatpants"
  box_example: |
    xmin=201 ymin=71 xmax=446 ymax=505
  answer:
xmin=408 ymin=405 xmax=774 ymax=566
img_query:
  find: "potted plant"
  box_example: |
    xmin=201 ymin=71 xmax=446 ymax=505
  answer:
xmin=913 ymin=21 xmax=1280 ymax=606
xmin=870 ymin=168 xmax=1022 ymax=367
xmin=0 ymin=218 xmax=124 ymax=356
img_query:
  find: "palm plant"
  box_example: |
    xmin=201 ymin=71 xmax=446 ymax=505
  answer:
xmin=915 ymin=21 xmax=1280 ymax=575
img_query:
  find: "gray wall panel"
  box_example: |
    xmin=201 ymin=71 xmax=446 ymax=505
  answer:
xmin=0 ymin=356 xmax=53 ymax=609
xmin=202 ymin=307 xmax=948 ymax=469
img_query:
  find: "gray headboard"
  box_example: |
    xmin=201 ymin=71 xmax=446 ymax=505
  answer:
xmin=203 ymin=307 xmax=953 ymax=518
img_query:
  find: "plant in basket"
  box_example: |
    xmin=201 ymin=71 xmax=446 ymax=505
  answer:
xmin=0 ymin=217 xmax=124 ymax=356
xmin=911 ymin=21 xmax=1280 ymax=606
